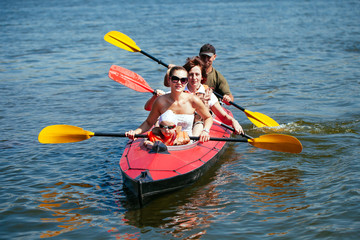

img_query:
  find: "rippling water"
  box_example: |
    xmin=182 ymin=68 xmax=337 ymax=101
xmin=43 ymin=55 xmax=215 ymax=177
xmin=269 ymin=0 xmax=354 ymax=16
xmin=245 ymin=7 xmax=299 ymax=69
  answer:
xmin=1 ymin=0 xmax=359 ymax=239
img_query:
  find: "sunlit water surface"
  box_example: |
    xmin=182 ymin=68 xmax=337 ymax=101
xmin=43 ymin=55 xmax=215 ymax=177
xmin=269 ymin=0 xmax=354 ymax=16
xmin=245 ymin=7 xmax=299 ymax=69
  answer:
xmin=1 ymin=0 xmax=359 ymax=239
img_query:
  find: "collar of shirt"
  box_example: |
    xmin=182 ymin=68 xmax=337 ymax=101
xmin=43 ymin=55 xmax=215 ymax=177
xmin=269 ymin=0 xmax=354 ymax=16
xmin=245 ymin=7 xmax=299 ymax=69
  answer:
xmin=184 ymin=84 xmax=206 ymax=94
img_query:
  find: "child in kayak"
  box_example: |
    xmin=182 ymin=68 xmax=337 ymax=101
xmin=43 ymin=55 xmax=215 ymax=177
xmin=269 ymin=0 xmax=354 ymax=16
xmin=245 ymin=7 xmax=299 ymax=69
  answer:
xmin=143 ymin=110 xmax=190 ymax=149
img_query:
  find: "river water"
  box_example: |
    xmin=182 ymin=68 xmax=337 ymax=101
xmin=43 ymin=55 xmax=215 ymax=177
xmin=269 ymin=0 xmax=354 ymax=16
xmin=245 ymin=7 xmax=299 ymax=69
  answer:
xmin=1 ymin=0 xmax=359 ymax=239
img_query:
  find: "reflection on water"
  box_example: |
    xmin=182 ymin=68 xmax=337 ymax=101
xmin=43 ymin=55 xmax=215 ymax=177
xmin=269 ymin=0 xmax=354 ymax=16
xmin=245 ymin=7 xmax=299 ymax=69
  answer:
xmin=117 ymin=147 xmax=313 ymax=239
xmin=119 ymin=145 xmax=240 ymax=239
xmin=35 ymin=145 xmax=242 ymax=239
xmin=245 ymin=168 xmax=310 ymax=236
xmin=38 ymin=182 xmax=95 ymax=238
xmin=122 ymin=185 xmax=219 ymax=239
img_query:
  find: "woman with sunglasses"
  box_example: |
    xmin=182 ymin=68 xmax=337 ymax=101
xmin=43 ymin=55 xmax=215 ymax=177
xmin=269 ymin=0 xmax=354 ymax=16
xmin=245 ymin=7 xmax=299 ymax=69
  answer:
xmin=143 ymin=110 xmax=190 ymax=148
xmin=183 ymin=56 xmax=244 ymax=136
xmin=126 ymin=66 xmax=212 ymax=143
xmin=145 ymin=58 xmax=244 ymax=136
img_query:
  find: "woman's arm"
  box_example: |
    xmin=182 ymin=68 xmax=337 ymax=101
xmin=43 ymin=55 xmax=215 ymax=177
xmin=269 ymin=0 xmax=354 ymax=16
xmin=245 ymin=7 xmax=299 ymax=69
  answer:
xmin=144 ymin=89 xmax=165 ymax=111
xmin=126 ymin=97 xmax=163 ymax=139
xmin=192 ymin=96 xmax=212 ymax=142
xmin=211 ymin=102 xmax=244 ymax=135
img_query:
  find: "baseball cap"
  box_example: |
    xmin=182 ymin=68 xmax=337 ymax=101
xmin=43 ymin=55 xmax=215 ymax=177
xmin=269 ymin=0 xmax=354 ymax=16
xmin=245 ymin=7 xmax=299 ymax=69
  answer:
xmin=199 ymin=43 xmax=216 ymax=57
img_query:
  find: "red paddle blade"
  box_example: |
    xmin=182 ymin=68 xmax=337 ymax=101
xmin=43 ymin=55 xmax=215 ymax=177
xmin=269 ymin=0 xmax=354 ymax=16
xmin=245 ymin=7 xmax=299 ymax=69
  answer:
xmin=108 ymin=65 xmax=154 ymax=93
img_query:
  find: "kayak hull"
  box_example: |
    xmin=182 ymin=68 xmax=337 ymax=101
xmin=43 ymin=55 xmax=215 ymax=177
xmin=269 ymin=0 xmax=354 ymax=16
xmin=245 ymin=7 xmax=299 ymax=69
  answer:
xmin=120 ymin=111 xmax=232 ymax=206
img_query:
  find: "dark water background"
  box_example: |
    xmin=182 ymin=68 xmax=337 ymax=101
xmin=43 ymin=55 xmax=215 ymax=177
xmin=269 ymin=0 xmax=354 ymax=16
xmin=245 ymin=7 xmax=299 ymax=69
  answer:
xmin=1 ymin=0 xmax=359 ymax=239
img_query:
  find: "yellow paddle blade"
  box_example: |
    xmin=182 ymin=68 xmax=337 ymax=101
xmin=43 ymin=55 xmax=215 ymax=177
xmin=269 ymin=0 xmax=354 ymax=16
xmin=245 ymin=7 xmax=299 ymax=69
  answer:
xmin=38 ymin=125 xmax=94 ymax=144
xmin=248 ymin=134 xmax=302 ymax=153
xmin=244 ymin=110 xmax=280 ymax=127
xmin=104 ymin=31 xmax=141 ymax=52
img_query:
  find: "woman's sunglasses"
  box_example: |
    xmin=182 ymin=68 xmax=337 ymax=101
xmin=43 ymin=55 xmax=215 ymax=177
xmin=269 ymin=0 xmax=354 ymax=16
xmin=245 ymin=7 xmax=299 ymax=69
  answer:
xmin=159 ymin=124 xmax=176 ymax=130
xmin=170 ymin=76 xmax=188 ymax=84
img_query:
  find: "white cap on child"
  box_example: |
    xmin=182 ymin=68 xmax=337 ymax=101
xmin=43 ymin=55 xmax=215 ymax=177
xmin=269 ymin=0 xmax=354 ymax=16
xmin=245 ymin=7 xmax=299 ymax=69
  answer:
xmin=159 ymin=110 xmax=178 ymax=125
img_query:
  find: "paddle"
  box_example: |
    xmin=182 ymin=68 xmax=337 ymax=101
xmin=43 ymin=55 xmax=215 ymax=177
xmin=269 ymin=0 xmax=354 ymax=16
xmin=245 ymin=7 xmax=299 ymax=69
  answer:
xmin=106 ymin=65 xmax=302 ymax=153
xmin=212 ymin=119 xmax=301 ymax=153
xmin=108 ymin=64 xmax=279 ymax=127
xmin=212 ymin=91 xmax=280 ymax=127
xmin=109 ymin=65 xmax=155 ymax=93
xmin=38 ymin=125 xmax=302 ymax=153
xmin=104 ymin=32 xmax=279 ymax=127
xmin=104 ymin=31 xmax=168 ymax=68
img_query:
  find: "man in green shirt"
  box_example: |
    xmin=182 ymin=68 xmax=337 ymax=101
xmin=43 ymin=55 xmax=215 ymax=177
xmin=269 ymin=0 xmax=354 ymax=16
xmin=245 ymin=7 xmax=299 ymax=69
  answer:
xmin=199 ymin=44 xmax=233 ymax=105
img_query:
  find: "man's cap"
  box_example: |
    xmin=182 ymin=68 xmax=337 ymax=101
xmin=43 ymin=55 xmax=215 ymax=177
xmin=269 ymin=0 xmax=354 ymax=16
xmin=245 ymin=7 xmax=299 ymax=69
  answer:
xmin=199 ymin=43 xmax=216 ymax=57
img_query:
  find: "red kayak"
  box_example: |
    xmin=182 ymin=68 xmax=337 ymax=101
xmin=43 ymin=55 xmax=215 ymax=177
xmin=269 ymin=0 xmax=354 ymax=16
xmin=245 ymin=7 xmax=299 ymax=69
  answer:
xmin=119 ymin=111 xmax=233 ymax=206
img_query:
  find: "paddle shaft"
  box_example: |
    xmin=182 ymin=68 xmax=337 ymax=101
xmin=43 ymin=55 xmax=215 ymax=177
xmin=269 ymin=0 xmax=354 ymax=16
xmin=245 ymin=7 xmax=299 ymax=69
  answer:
xmin=212 ymin=119 xmax=253 ymax=139
xmin=212 ymin=91 xmax=279 ymax=127
xmin=38 ymin=125 xmax=302 ymax=153
xmin=135 ymin=49 xmax=279 ymax=127
xmin=132 ymin=43 xmax=243 ymax=113
xmin=127 ymin=48 xmax=277 ymax=126
xmin=105 ymin=31 xmax=279 ymax=127
xmin=128 ymin=47 xmax=245 ymax=113
xmin=213 ymin=91 xmax=245 ymax=111
xmin=94 ymin=132 xmax=248 ymax=142
xmin=140 ymin=50 xmax=168 ymax=68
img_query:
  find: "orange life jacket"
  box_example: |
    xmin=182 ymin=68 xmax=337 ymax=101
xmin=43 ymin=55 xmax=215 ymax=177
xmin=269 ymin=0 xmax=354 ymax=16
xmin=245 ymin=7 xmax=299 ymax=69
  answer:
xmin=147 ymin=129 xmax=190 ymax=146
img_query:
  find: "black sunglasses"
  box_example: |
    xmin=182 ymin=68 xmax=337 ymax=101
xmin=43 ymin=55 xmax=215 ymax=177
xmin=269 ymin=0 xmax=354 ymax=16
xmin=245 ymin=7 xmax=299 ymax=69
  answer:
xmin=159 ymin=124 xmax=176 ymax=130
xmin=170 ymin=76 xmax=188 ymax=84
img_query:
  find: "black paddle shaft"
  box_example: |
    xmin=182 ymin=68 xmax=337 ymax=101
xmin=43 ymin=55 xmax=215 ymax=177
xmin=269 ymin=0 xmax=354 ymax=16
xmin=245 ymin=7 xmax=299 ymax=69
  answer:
xmin=94 ymin=132 xmax=248 ymax=142
xmin=139 ymin=48 xmax=247 ymax=114
xmin=140 ymin=50 xmax=168 ymax=68
xmin=213 ymin=91 xmax=246 ymax=112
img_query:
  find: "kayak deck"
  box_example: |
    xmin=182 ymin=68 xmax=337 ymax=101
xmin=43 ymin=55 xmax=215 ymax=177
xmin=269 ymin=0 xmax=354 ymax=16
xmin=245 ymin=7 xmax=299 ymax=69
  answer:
xmin=119 ymin=113 xmax=233 ymax=206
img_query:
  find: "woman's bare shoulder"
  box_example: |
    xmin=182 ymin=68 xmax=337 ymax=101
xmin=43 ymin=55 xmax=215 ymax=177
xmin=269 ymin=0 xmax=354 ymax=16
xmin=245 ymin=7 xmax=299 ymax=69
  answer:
xmin=187 ymin=93 xmax=202 ymax=104
xmin=154 ymin=94 xmax=171 ymax=105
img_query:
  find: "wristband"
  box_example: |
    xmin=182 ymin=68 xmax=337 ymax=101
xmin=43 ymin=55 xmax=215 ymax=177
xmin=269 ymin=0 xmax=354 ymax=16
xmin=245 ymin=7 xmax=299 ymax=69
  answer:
xmin=203 ymin=128 xmax=210 ymax=134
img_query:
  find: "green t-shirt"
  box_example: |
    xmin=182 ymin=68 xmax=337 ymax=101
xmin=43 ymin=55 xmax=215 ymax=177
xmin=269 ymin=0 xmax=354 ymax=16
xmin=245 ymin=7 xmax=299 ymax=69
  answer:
xmin=205 ymin=67 xmax=231 ymax=96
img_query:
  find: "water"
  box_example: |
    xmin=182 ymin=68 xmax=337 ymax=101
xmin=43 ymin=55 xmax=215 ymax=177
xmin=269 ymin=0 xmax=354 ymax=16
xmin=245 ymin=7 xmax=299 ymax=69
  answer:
xmin=1 ymin=0 xmax=359 ymax=239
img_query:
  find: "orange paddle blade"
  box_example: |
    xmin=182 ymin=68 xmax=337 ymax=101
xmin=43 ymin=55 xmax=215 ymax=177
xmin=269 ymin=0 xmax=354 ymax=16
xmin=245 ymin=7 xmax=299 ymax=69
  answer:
xmin=248 ymin=134 xmax=302 ymax=153
xmin=108 ymin=65 xmax=154 ymax=93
